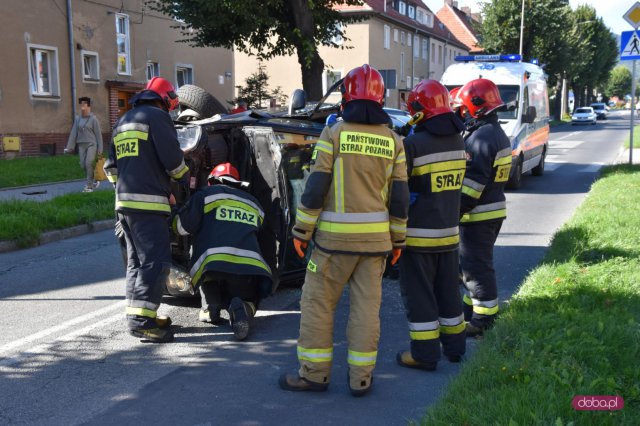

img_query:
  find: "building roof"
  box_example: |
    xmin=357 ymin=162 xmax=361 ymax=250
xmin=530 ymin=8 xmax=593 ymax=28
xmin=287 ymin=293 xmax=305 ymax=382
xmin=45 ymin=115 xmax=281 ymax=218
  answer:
xmin=435 ymin=2 xmax=483 ymax=53
xmin=336 ymin=0 xmax=468 ymax=50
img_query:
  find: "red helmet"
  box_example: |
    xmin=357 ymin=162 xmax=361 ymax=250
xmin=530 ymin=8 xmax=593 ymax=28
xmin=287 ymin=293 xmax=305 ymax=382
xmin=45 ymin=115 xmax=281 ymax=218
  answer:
xmin=342 ymin=64 xmax=385 ymax=105
xmin=449 ymin=87 xmax=462 ymax=110
xmin=407 ymin=80 xmax=452 ymax=124
xmin=145 ymin=77 xmax=179 ymax=111
xmin=208 ymin=163 xmax=240 ymax=185
xmin=457 ymin=78 xmax=504 ymax=118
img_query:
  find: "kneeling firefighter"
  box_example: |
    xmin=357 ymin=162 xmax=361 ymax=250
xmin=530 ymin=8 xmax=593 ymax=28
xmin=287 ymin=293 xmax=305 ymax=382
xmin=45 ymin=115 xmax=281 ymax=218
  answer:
xmin=456 ymin=78 xmax=511 ymax=337
xmin=396 ymin=80 xmax=467 ymax=371
xmin=278 ymin=64 xmax=409 ymax=397
xmin=172 ymin=163 xmax=272 ymax=341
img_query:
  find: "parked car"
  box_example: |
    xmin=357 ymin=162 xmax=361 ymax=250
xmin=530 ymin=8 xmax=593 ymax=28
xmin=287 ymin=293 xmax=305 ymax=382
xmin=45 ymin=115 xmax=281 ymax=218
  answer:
xmin=571 ymin=107 xmax=597 ymax=125
xmin=590 ymin=103 xmax=608 ymax=120
xmin=133 ymin=81 xmax=407 ymax=298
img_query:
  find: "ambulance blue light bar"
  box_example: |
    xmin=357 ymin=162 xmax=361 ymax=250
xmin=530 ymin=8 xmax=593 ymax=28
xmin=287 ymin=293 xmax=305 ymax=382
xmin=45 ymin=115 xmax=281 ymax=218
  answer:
xmin=454 ymin=54 xmax=522 ymax=62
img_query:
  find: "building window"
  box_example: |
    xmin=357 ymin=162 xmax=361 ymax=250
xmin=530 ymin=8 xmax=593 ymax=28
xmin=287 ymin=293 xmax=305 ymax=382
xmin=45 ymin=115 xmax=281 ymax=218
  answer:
xmin=384 ymin=25 xmax=391 ymax=49
xmin=408 ymin=34 xmax=412 ymax=47
xmin=431 ymin=43 xmax=436 ymax=62
xmin=426 ymin=12 xmax=434 ymax=27
xmin=116 ymin=13 xmax=131 ymax=75
xmin=400 ymin=52 xmax=405 ymax=77
xmin=417 ymin=9 xmax=425 ymax=24
xmin=438 ymin=45 xmax=443 ymax=64
xmin=176 ymin=65 xmax=193 ymax=87
xmin=28 ymin=44 xmax=59 ymax=97
xmin=400 ymin=31 xmax=406 ymax=45
xmin=323 ymin=69 xmax=343 ymax=93
xmin=399 ymin=1 xmax=406 ymax=15
xmin=422 ymin=39 xmax=428 ymax=60
xmin=81 ymin=50 xmax=99 ymax=82
xmin=408 ymin=5 xmax=415 ymax=19
xmin=332 ymin=23 xmax=344 ymax=46
xmin=393 ymin=29 xmax=399 ymax=43
xmin=379 ymin=70 xmax=397 ymax=90
xmin=413 ymin=35 xmax=420 ymax=57
xmin=146 ymin=62 xmax=160 ymax=80
xmin=406 ymin=75 xmax=412 ymax=89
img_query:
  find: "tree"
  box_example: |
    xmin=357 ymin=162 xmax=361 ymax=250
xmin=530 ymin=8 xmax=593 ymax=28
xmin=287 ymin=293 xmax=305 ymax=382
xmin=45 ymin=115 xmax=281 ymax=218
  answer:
xmin=232 ymin=63 xmax=288 ymax=109
xmin=606 ymin=66 xmax=632 ymax=99
xmin=153 ymin=0 xmax=364 ymax=100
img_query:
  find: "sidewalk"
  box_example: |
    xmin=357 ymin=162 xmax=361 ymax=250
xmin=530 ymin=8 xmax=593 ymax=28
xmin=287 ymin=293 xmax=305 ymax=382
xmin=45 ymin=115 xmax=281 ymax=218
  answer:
xmin=614 ymin=147 xmax=640 ymax=165
xmin=0 ymin=179 xmax=115 ymax=254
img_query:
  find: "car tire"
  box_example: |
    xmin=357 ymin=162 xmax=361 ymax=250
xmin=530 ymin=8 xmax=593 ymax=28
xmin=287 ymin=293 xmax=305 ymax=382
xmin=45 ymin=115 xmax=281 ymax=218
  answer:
xmin=176 ymin=84 xmax=228 ymax=118
xmin=532 ymin=148 xmax=545 ymax=176
xmin=506 ymin=156 xmax=523 ymax=190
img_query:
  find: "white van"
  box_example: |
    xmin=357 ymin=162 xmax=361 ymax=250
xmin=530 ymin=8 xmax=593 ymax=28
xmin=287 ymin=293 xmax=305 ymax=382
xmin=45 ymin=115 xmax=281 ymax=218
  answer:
xmin=441 ymin=54 xmax=550 ymax=189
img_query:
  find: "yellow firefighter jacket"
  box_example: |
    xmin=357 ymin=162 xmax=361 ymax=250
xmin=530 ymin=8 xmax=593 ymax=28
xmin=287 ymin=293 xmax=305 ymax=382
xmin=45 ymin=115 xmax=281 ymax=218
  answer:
xmin=292 ymin=121 xmax=409 ymax=255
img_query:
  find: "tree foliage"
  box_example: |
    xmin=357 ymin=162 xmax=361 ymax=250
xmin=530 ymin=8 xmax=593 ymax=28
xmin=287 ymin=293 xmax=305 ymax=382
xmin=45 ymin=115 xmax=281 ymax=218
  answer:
xmin=232 ymin=63 xmax=288 ymax=109
xmin=606 ymin=66 xmax=632 ymax=99
xmin=152 ymin=0 xmax=364 ymax=100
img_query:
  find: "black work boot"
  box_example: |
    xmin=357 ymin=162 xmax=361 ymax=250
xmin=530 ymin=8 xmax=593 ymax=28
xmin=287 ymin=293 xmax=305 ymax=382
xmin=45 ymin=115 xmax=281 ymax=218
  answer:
xmin=279 ymin=373 xmax=328 ymax=392
xmin=229 ymin=297 xmax=254 ymax=341
xmin=129 ymin=327 xmax=174 ymax=343
xmin=396 ymin=350 xmax=437 ymax=371
xmin=348 ymin=373 xmax=373 ymax=397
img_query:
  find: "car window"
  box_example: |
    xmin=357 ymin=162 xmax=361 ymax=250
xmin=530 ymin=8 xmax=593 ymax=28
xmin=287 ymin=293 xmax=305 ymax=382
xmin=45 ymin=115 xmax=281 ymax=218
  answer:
xmin=591 ymin=104 xmax=605 ymax=110
xmin=575 ymin=108 xmax=592 ymax=114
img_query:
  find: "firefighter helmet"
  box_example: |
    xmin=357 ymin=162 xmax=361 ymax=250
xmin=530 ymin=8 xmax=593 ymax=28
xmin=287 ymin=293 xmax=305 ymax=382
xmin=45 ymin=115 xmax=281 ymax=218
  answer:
xmin=145 ymin=77 xmax=179 ymax=111
xmin=407 ymin=80 xmax=452 ymax=124
xmin=457 ymin=78 xmax=504 ymax=118
xmin=449 ymin=87 xmax=462 ymax=110
xmin=208 ymin=163 xmax=241 ymax=185
xmin=342 ymin=64 xmax=385 ymax=105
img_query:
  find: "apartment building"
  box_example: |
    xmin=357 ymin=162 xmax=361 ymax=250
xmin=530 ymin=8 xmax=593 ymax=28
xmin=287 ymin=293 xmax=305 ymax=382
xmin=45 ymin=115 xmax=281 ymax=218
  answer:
xmin=235 ymin=0 xmax=468 ymax=110
xmin=0 ymin=0 xmax=234 ymax=159
xmin=435 ymin=0 xmax=483 ymax=53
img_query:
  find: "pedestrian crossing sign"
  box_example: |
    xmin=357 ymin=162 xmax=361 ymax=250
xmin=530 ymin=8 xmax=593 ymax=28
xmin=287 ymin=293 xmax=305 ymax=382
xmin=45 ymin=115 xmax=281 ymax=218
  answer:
xmin=620 ymin=30 xmax=640 ymax=60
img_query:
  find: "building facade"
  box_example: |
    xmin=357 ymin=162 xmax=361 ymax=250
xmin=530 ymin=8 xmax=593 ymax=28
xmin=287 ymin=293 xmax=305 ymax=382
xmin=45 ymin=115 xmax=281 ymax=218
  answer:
xmin=235 ymin=0 xmax=468 ymax=110
xmin=0 ymin=0 xmax=234 ymax=159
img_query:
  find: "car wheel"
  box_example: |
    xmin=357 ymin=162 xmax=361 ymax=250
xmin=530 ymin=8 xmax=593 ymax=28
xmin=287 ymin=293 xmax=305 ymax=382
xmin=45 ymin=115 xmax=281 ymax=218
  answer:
xmin=176 ymin=84 xmax=228 ymax=118
xmin=506 ymin=156 xmax=523 ymax=190
xmin=532 ymin=148 xmax=545 ymax=176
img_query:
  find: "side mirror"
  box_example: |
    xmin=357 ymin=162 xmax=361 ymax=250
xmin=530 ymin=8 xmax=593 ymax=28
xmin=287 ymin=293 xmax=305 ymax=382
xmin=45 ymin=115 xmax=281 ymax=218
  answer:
xmin=288 ymin=89 xmax=307 ymax=115
xmin=523 ymin=105 xmax=536 ymax=123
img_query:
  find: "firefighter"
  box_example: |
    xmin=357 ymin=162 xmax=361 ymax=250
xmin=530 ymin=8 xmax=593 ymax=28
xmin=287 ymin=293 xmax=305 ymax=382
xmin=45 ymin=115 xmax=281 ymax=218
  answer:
xmin=457 ymin=78 xmax=511 ymax=337
xmin=396 ymin=80 xmax=467 ymax=370
xmin=278 ymin=64 xmax=409 ymax=397
xmin=172 ymin=163 xmax=272 ymax=341
xmin=104 ymin=77 xmax=189 ymax=343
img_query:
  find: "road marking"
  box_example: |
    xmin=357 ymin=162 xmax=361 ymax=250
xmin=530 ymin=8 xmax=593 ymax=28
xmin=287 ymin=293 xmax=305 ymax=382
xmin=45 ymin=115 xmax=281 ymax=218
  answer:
xmin=0 ymin=300 xmax=125 ymax=357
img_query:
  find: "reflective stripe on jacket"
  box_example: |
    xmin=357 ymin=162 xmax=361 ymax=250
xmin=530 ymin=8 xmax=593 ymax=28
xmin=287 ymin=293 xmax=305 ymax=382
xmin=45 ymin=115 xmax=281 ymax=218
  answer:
xmin=460 ymin=115 xmax=511 ymax=224
xmin=173 ymin=184 xmax=272 ymax=287
xmin=104 ymin=105 xmax=188 ymax=215
xmin=403 ymin=126 xmax=466 ymax=252
xmin=292 ymin=121 xmax=409 ymax=254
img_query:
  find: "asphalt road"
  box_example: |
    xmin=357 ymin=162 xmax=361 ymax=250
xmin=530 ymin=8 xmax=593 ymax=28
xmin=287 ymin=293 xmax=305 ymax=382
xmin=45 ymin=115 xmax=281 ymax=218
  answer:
xmin=0 ymin=110 xmax=632 ymax=425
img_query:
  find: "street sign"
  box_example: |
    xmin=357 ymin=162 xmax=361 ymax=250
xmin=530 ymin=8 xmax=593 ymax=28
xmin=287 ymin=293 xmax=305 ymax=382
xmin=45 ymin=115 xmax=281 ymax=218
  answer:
xmin=623 ymin=1 xmax=640 ymax=28
xmin=620 ymin=30 xmax=640 ymax=60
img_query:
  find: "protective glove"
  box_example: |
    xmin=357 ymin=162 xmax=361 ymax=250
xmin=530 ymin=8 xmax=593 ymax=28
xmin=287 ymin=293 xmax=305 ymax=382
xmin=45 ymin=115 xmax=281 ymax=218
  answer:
xmin=293 ymin=238 xmax=308 ymax=258
xmin=409 ymin=192 xmax=419 ymax=205
xmin=391 ymin=248 xmax=402 ymax=266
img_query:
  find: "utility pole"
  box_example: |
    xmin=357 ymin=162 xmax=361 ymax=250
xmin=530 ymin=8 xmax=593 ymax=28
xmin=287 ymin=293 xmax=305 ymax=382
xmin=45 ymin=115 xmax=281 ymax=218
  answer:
xmin=518 ymin=0 xmax=525 ymax=59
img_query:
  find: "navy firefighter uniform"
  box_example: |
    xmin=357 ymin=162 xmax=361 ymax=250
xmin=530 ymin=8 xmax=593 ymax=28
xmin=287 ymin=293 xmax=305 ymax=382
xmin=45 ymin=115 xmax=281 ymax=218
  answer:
xmin=457 ymin=78 xmax=512 ymax=336
xmin=104 ymin=77 xmax=189 ymax=343
xmin=172 ymin=163 xmax=272 ymax=341
xmin=396 ymin=80 xmax=467 ymax=371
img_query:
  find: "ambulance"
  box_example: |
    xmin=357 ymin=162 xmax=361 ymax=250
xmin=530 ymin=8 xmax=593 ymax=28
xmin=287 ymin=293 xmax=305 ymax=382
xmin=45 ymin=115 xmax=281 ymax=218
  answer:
xmin=441 ymin=54 xmax=550 ymax=189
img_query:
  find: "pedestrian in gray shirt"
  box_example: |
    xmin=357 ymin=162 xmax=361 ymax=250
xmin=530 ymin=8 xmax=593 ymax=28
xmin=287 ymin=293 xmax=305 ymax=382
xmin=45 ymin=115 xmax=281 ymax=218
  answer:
xmin=64 ymin=96 xmax=103 ymax=192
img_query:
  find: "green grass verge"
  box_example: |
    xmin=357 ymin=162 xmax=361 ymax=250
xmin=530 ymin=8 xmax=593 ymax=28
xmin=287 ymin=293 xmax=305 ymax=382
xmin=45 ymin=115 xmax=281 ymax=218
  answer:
xmin=623 ymin=125 xmax=640 ymax=150
xmin=0 ymin=190 xmax=115 ymax=247
xmin=0 ymin=156 xmax=84 ymax=188
xmin=424 ymin=164 xmax=640 ymax=426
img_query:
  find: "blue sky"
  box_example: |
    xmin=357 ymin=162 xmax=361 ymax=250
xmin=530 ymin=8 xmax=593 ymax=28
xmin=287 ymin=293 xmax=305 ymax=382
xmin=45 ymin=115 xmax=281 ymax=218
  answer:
xmin=421 ymin=0 xmax=635 ymax=36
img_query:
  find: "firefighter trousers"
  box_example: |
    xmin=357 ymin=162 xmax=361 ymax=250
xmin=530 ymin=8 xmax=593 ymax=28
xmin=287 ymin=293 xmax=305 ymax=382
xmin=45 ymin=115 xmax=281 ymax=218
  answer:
xmin=118 ymin=212 xmax=171 ymax=330
xmin=297 ymin=248 xmax=386 ymax=390
xmin=399 ymin=250 xmax=466 ymax=363
xmin=200 ymin=272 xmax=261 ymax=312
xmin=459 ymin=220 xmax=503 ymax=328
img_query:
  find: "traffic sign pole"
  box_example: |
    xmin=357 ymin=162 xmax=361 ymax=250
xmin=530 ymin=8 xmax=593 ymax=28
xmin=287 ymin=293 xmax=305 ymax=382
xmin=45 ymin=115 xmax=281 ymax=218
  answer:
xmin=623 ymin=2 xmax=640 ymax=164
xmin=632 ymin=60 xmax=636 ymax=165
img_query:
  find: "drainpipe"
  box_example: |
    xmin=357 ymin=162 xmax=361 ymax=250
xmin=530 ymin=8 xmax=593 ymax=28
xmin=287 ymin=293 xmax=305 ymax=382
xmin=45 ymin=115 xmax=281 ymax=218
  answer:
xmin=66 ymin=0 xmax=77 ymax=120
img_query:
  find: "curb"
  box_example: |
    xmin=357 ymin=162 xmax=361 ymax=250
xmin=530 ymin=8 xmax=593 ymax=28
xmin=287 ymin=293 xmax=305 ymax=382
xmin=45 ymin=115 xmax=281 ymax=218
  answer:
xmin=0 ymin=219 xmax=115 ymax=254
xmin=0 ymin=179 xmax=86 ymax=193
